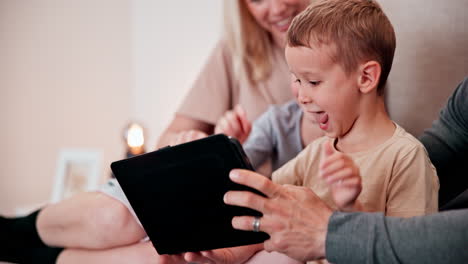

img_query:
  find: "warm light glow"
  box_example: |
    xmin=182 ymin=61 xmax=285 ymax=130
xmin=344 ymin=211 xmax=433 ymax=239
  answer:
xmin=127 ymin=123 xmax=144 ymax=147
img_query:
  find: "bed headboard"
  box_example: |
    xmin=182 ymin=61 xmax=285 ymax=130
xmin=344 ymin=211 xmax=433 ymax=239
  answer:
xmin=380 ymin=0 xmax=468 ymax=136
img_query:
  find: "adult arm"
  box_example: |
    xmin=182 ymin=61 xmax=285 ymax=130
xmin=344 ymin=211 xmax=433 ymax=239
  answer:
xmin=327 ymin=210 xmax=468 ymax=264
xmin=419 ymin=77 xmax=468 ymax=206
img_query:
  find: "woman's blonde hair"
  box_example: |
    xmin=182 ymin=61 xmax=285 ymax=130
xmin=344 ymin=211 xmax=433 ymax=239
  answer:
xmin=223 ymin=0 xmax=273 ymax=86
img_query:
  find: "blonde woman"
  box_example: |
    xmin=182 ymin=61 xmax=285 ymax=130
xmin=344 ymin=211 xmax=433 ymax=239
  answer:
xmin=23 ymin=1 xmax=312 ymax=263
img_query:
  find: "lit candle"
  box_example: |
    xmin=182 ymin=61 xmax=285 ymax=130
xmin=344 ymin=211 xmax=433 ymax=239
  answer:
xmin=124 ymin=123 xmax=146 ymax=158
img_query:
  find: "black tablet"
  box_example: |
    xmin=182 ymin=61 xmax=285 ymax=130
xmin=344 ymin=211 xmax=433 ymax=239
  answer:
xmin=111 ymin=134 xmax=269 ymax=255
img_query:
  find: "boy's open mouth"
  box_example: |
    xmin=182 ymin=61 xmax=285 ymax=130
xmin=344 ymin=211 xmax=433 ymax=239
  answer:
xmin=315 ymin=111 xmax=329 ymax=130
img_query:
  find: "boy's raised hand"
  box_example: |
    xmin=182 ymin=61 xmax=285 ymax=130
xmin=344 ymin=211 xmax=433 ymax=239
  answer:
xmin=215 ymin=105 xmax=252 ymax=144
xmin=319 ymin=140 xmax=363 ymax=212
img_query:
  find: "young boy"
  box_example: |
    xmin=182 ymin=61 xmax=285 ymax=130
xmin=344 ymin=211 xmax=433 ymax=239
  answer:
xmin=184 ymin=0 xmax=439 ymax=263
xmin=273 ymin=0 xmax=438 ymax=217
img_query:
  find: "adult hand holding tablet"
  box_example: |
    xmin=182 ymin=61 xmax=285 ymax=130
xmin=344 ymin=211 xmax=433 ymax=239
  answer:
xmin=224 ymin=169 xmax=333 ymax=262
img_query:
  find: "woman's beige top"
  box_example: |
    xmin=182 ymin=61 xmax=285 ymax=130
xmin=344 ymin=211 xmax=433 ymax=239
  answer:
xmin=177 ymin=39 xmax=293 ymax=124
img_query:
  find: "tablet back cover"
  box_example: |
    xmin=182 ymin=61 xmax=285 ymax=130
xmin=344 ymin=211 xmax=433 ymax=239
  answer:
xmin=111 ymin=134 xmax=269 ymax=254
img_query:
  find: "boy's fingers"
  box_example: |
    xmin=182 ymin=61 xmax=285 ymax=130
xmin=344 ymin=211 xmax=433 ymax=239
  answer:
xmin=325 ymin=168 xmax=353 ymax=184
xmin=335 ymin=177 xmax=361 ymax=188
xmin=320 ymin=152 xmax=343 ymax=170
xmin=322 ymin=140 xmax=335 ymax=158
xmin=328 ymin=174 xmax=353 ymax=185
xmin=320 ymin=158 xmax=345 ymax=178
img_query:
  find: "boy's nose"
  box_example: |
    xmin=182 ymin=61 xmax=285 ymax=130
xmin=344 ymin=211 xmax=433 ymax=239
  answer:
xmin=297 ymin=87 xmax=312 ymax=104
xmin=298 ymin=95 xmax=312 ymax=104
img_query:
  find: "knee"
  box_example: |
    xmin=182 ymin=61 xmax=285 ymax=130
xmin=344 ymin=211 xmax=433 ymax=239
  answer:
xmin=82 ymin=193 xmax=143 ymax=248
xmin=85 ymin=193 xmax=129 ymax=228
xmin=37 ymin=192 xmax=144 ymax=249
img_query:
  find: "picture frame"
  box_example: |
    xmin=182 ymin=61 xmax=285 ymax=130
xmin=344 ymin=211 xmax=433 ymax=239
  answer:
xmin=51 ymin=149 xmax=102 ymax=203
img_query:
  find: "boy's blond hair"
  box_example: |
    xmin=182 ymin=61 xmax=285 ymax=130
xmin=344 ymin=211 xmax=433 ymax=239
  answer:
xmin=287 ymin=0 xmax=396 ymax=93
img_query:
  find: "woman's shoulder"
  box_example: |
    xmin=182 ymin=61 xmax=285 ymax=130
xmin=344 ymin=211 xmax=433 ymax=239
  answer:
xmin=208 ymin=38 xmax=235 ymax=61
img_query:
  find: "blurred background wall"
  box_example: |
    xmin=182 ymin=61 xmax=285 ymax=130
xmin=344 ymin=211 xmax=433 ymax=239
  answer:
xmin=381 ymin=0 xmax=468 ymax=136
xmin=0 ymin=0 xmax=467 ymax=216
xmin=0 ymin=0 xmax=221 ymax=215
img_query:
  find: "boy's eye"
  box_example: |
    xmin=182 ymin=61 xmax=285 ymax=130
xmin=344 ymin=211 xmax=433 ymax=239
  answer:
xmin=248 ymin=0 xmax=263 ymax=3
xmin=309 ymin=81 xmax=321 ymax=86
xmin=295 ymin=79 xmax=301 ymax=84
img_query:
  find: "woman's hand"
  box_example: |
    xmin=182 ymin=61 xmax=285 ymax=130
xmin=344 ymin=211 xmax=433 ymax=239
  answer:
xmin=320 ymin=141 xmax=363 ymax=211
xmin=214 ymin=105 xmax=251 ymax=144
xmin=168 ymin=130 xmax=208 ymax=146
xmin=224 ymin=170 xmax=332 ymax=262
xmin=156 ymin=114 xmax=213 ymax=148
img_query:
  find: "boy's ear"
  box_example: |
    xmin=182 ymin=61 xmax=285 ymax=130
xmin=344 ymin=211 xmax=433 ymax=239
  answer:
xmin=357 ymin=61 xmax=381 ymax=94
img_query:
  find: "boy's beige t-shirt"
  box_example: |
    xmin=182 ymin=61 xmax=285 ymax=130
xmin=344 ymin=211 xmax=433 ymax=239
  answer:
xmin=272 ymin=124 xmax=439 ymax=218
xmin=177 ymin=39 xmax=293 ymax=124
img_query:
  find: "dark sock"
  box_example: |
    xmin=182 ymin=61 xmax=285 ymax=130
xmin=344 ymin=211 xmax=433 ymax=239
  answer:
xmin=1 ymin=247 xmax=64 ymax=264
xmin=0 ymin=209 xmax=64 ymax=263
xmin=1 ymin=209 xmax=46 ymax=248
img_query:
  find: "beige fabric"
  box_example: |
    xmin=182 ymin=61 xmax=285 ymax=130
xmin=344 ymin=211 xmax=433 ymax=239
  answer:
xmin=273 ymin=124 xmax=439 ymax=217
xmin=177 ymin=39 xmax=293 ymax=125
xmin=379 ymin=0 xmax=468 ymax=136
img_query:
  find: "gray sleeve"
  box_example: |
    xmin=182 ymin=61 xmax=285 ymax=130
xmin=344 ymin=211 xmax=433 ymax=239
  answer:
xmin=419 ymin=77 xmax=468 ymax=205
xmin=326 ymin=210 xmax=468 ymax=264
xmin=243 ymin=109 xmax=275 ymax=170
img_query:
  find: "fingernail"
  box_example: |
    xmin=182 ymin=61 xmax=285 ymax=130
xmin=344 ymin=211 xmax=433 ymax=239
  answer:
xmin=230 ymin=170 xmax=239 ymax=180
xmin=223 ymin=193 xmax=229 ymax=202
